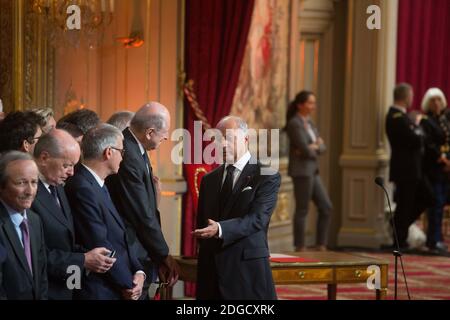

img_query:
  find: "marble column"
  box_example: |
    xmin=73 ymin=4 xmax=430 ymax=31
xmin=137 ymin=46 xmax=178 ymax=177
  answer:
xmin=337 ymin=0 xmax=398 ymax=248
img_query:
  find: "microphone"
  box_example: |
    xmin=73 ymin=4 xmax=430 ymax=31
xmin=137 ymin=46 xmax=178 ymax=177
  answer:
xmin=374 ymin=176 xmax=411 ymax=300
xmin=374 ymin=176 xmax=384 ymax=187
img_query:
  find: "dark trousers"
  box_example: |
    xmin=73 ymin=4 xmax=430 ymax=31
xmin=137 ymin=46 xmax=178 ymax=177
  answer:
xmin=393 ymin=180 xmax=432 ymax=247
xmin=139 ymin=260 xmax=158 ymax=300
xmin=292 ymin=175 xmax=333 ymax=248
xmin=196 ymin=258 xmax=222 ymax=300
xmin=426 ymin=180 xmax=448 ymax=248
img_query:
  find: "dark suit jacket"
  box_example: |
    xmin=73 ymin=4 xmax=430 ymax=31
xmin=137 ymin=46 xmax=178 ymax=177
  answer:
xmin=0 ymin=240 xmax=6 ymax=299
xmin=0 ymin=202 xmax=48 ymax=300
xmin=386 ymin=107 xmax=424 ymax=182
xmin=106 ymin=128 xmax=169 ymax=276
xmin=196 ymin=160 xmax=281 ymax=300
xmin=287 ymin=115 xmax=326 ymax=177
xmin=31 ymin=181 xmax=86 ymax=300
xmin=420 ymin=112 xmax=450 ymax=181
xmin=65 ymin=165 xmax=143 ymax=300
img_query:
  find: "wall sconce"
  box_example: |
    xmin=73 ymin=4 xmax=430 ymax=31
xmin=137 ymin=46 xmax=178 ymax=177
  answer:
xmin=115 ymin=0 xmax=144 ymax=49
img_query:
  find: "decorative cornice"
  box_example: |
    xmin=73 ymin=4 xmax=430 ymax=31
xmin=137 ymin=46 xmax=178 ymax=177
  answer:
xmin=298 ymin=0 xmax=336 ymax=34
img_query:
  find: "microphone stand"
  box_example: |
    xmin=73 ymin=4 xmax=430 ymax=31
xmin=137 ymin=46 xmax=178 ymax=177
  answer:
xmin=376 ymin=178 xmax=411 ymax=300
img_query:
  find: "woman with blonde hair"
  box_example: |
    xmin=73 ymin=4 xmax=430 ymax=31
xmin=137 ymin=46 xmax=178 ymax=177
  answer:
xmin=420 ymin=87 xmax=450 ymax=253
xmin=31 ymin=107 xmax=56 ymax=134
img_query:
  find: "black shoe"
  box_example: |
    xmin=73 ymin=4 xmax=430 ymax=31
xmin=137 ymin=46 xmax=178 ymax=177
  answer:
xmin=428 ymin=242 xmax=448 ymax=255
xmin=435 ymin=242 xmax=448 ymax=252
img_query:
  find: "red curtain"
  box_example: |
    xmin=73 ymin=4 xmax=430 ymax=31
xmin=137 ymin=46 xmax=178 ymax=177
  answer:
xmin=182 ymin=0 xmax=254 ymax=296
xmin=396 ymin=0 xmax=450 ymax=111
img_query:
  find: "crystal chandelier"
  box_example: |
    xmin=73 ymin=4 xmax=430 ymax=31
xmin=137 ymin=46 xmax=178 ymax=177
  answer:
xmin=31 ymin=0 xmax=115 ymax=49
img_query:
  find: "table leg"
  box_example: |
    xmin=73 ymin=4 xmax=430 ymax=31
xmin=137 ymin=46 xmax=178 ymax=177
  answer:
xmin=159 ymin=287 xmax=173 ymax=300
xmin=327 ymin=284 xmax=337 ymax=300
xmin=376 ymin=288 xmax=387 ymax=300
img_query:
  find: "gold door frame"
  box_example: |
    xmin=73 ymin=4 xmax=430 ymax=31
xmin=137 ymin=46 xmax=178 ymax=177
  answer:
xmin=0 ymin=0 xmax=54 ymax=112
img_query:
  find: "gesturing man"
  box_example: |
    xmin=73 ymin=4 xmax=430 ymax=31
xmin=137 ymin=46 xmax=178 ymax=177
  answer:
xmin=193 ymin=116 xmax=281 ymax=300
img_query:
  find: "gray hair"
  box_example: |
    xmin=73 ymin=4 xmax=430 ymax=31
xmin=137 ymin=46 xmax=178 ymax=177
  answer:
xmin=107 ymin=111 xmax=135 ymax=131
xmin=0 ymin=151 xmax=34 ymax=188
xmin=216 ymin=116 xmax=249 ymax=134
xmin=130 ymin=105 xmax=166 ymax=133
xmin=81 ymin=124 xmax=123 ymax=160
xmin=394 ymin=83 xmax=413 ymax=102
xmin=34 ymin=132 xmax=64 ymax=158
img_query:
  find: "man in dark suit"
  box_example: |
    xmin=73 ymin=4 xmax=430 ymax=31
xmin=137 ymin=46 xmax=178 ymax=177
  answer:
xmin=106 ymin=102 xmax=178 ymax=288
xmin=32 ymin=129 xmax=116 ymax=299
xmin=65 ymin=124 xmax=145 ymax=300
xmin=0 ymin=241 xmax=6 ymax=299
xmin=386 ymin=83 xmax=431 ymax=249
xmin=0 ymin=151 xmax=48 ymax=299
xmin=193 ymin=116 xmax=281 ymax=300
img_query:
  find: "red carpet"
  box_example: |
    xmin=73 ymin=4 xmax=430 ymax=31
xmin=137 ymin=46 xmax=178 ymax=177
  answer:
xmin=276 ymin=252 xmax=450 ymax=300
xmin=277 ymin=218 xmax=450 ymax=300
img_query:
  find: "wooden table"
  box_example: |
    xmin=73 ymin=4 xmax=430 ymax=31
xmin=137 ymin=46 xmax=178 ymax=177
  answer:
xmin=164 ymin=251 xmax=389 ymax=300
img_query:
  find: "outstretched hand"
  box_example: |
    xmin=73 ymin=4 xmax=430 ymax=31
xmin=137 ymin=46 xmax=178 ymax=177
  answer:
xmin=193 ymin=219 xmax=219 ymax=239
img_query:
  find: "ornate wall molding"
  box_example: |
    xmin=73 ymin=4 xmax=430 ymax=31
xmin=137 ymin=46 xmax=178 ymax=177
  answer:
xmin=13 ymin=0 xmax=24 ymax=111
xmin=0 ymin=0 xmax=13 ymax=112
xmin=24 ymin=0 xmax=34 ymax=108
xmin=4 ymin=0 xmax=56 ymax=112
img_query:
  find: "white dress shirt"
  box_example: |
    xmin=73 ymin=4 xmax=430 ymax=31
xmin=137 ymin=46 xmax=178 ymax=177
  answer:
xmin=82 ymin=164 xmax=105 ymax=187
xmin=221 ymin=151 xmax=252 ymax=188
xmin=217 ymin=151 xmax=251 ymax=238
xmin=40 ymin=176 xmax=61 ymax=207
xmin=300 ymin=115 xmax=317 ymax=143
xmin=129 ymin=128 xmax=150 ymax=173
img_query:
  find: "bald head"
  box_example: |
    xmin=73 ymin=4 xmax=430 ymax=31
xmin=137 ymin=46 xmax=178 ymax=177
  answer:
xmin=34 ymin=129 xmax=81 ymax=185
xmin=130 ymin=101 xmax=171 ymax=150
xmin=131 ymin=102 xmax=170 ymax=131
xmin=34 ymin=129 xmax=80 ymax=158
xmin=216 ymin=116 xmax=248 ymax=133
xmin=216 ymin=116 xmax=249 ymax=164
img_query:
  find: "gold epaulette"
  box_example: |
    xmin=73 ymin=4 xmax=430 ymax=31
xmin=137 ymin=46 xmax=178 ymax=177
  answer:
xmin=392 ymin=112 xmax=403 ymax=119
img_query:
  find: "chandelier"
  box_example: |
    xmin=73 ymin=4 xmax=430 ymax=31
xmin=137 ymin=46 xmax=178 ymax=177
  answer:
xmin=31 ymin=0 xmax=115 ymax=49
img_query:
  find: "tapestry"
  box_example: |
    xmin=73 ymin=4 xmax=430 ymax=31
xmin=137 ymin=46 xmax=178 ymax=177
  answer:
xmin=230 ymin=0 xmax=290 ymax=130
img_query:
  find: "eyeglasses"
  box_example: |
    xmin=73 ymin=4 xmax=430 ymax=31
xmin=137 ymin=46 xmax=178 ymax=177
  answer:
xmin=110 ymin=146 xmax=125 ymax=157
xmin=29 ymin=136 xmax=42 ymax=144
